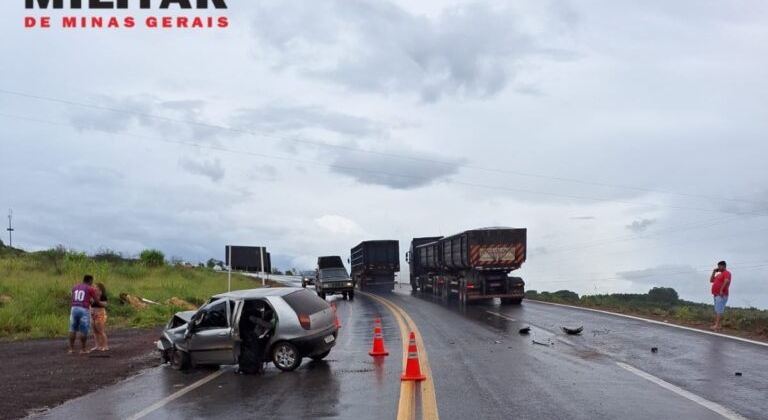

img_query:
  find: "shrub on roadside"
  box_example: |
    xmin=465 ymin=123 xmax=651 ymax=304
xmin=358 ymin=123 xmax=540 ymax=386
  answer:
xmin=139 ymin=249 xmax=165 ymax=267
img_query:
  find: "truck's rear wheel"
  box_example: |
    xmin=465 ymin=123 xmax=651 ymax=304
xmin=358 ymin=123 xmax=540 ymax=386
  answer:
xmin=348 ymin=291 xmax=355 ymax=300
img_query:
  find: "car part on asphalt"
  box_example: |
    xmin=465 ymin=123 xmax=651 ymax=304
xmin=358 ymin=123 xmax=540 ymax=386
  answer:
xmin=562 ymin=326 xmax=584 ymax=335
xmin=519 ymin=326 xmax=531 ymax=334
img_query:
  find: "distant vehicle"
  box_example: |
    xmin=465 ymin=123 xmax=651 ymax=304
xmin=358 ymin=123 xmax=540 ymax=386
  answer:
xmin=315 ymin=256 xmax=354 ymax=300
xmin=405 ymin=236 xmax=442 ymax=291
xmin=157 ymin=288 xmax=338 ymax=372
xmin=407 ymin=227 xmax=527 ymax=304
xmin=300 ymin=270 xmax=316 ymax=288
xmin=350 ymin=240 xmax=399 ymax=291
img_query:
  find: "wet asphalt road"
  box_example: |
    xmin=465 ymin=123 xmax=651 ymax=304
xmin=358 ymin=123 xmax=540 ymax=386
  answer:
xmin=29 ymin=276 xmax=767 ymax=420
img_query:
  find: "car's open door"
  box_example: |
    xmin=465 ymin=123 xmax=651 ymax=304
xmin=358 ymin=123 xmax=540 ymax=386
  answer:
xmin=187 ymin=298 xmax=237 ymax=365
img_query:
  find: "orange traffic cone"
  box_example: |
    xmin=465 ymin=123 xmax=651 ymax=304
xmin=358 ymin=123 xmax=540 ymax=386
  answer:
xmin=401 ymin=331 xmax=426 ymax=381
xmin=331 ymin=302 xmax=342 ymax=329
xmin=369 ymin=318 xmax=389 ymax=356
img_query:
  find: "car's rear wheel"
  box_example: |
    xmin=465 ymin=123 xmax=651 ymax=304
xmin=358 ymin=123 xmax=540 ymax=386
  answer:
xmin=170 ymin=347 xmax=190 ymax=370
xmin=310 ymin=350 xmax=331 ymax=361
xmin=272 ymin=342 xmax=301 ymax=371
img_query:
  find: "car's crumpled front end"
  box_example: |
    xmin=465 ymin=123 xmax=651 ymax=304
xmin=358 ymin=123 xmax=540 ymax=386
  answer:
xmin=157 ymin=310 xmax=196 ymax=363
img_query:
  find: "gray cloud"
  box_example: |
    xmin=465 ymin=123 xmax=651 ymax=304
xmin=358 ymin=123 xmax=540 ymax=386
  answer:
xmin=626 ymin=218 xmax=656 ymax=233
xmin=570 ymin=216 xmax=595 ymax=220
xmin=179 ymin=157 xmax=225 ymax=183
xmin=231 ymin=105 xmax=385 ymax=138
xmin=329 ymin=151 xmax=461 ymax=189
xmin=67 ymin=94 xmax=235 ymax=142
xmin=249 ymin=0 xmax=575 ymax=101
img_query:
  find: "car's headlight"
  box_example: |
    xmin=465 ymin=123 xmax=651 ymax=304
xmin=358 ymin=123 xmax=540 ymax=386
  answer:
xmin=346 ymin=282 xmax=353 ymax=286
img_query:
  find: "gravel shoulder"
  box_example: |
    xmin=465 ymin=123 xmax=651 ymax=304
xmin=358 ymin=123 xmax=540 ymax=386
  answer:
xmin=0 ymin=327 xmax=162 ymax=420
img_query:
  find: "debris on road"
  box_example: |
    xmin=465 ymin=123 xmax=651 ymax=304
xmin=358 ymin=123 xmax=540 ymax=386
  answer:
xmin=735 ymin=372 xmax=743 ymax=376
xmin=120 ymin=293 xmax=148 ymax=309
xmin=562 ymin=326 xmax=583 ymax=335
xmin=140 ymin=297 xmax=161 ymax=305
xmin=651 ymin=347 xmax=658 ymax=353
xmin=519 ymin=326 xmax=531 ymax=334
xmin=532 ymin=338 xmax=553 ymax=347
xmin=166 ymin=297 xmax=197 ymax=310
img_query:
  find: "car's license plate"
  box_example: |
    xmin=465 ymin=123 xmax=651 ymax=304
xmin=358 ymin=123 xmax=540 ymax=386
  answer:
xmin=324 ymin=334 xmax=335 ymax=344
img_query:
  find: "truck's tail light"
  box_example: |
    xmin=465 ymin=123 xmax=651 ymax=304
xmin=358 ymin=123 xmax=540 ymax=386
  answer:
xmin=298 ymin=314 xmax=311 ymax=330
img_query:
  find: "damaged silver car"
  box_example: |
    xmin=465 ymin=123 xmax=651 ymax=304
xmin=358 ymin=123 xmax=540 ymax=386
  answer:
xmin=157 ymin=288 xmax=338 ymax=372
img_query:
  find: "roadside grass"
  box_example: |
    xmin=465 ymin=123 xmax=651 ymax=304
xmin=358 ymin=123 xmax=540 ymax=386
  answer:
xmin=526 ymin=289 xmax=768 ymax=340
xmin=0 ymin=252 xmax=260 ymax=340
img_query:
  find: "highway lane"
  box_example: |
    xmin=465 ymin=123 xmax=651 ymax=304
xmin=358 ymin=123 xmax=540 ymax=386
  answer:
xmin=383 ymin=288 xmax=765 ymax=420
xmin=27 ymin=277 xmax=766 ymax=420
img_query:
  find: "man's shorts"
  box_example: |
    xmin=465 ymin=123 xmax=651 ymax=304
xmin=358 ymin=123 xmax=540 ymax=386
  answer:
xmin=713 ymin=295 xmax=728 ymax=315
xmin=70 ymin=306 xmax=90 ymax=335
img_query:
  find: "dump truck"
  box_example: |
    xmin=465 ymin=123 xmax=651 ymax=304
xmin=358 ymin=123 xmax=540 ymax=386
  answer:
xmin=410 ymin=227 xmax=527 ymax=304
xmin=315 ymin=255 xmax=354 ymax=300
xmin=405 ymin=236 xmax=442 ymax=291
xmin=350 ymin=240 xmax=399 ymax=291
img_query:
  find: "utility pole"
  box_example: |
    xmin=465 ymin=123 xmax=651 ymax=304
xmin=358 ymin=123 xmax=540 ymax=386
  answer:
xmin=6 ymin=209 xmax=14 ymax=248
xmin=227 ymin=245 xmax=232 ymax=292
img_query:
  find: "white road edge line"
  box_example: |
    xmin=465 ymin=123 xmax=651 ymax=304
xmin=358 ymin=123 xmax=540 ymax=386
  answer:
xmin=616 ymin=362 xmax=751 ymax=420
xmin=124 ymin=369 xmax=227 ymax=420
xmin=485 ymin=311 xmax=516 ymax=322
xmin=528 ymin=300 xmax=768 ymax=347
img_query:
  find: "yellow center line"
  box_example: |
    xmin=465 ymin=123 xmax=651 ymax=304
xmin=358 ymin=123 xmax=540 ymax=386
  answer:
xmin=363 ymin=292 xmax=440 ymax=420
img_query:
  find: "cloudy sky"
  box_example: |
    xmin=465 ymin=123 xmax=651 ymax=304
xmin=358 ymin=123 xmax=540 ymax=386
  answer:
xmin=2 ymin=0 xmax=767 ymax=307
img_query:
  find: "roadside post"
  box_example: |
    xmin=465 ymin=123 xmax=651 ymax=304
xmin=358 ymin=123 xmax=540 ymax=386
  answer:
xmin=228 ymin=245 xmax=232 ymax=292
xmin=260 ymin=247 xmax=265 ymax=286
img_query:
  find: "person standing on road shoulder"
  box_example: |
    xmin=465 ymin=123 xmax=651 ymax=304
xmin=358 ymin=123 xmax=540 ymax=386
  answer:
xmin=89 ymin=282 xmax=110 ymax=352
xmin=68 ymin=274 xmax=100 ymax=354
xmin=709 ymin=260 xmax=731 ymax=332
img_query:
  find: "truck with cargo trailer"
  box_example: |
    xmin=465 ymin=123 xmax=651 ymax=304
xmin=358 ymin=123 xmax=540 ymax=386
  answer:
xmin=315 ymin=255 xmax=355 ymax=300
xmin=408 ymin=227 xmax=527 ymax=304
xmin=405 ymin=236 xmax=442 ymax=292
xmin=350 ymin=240 xmax=399 ymax=291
